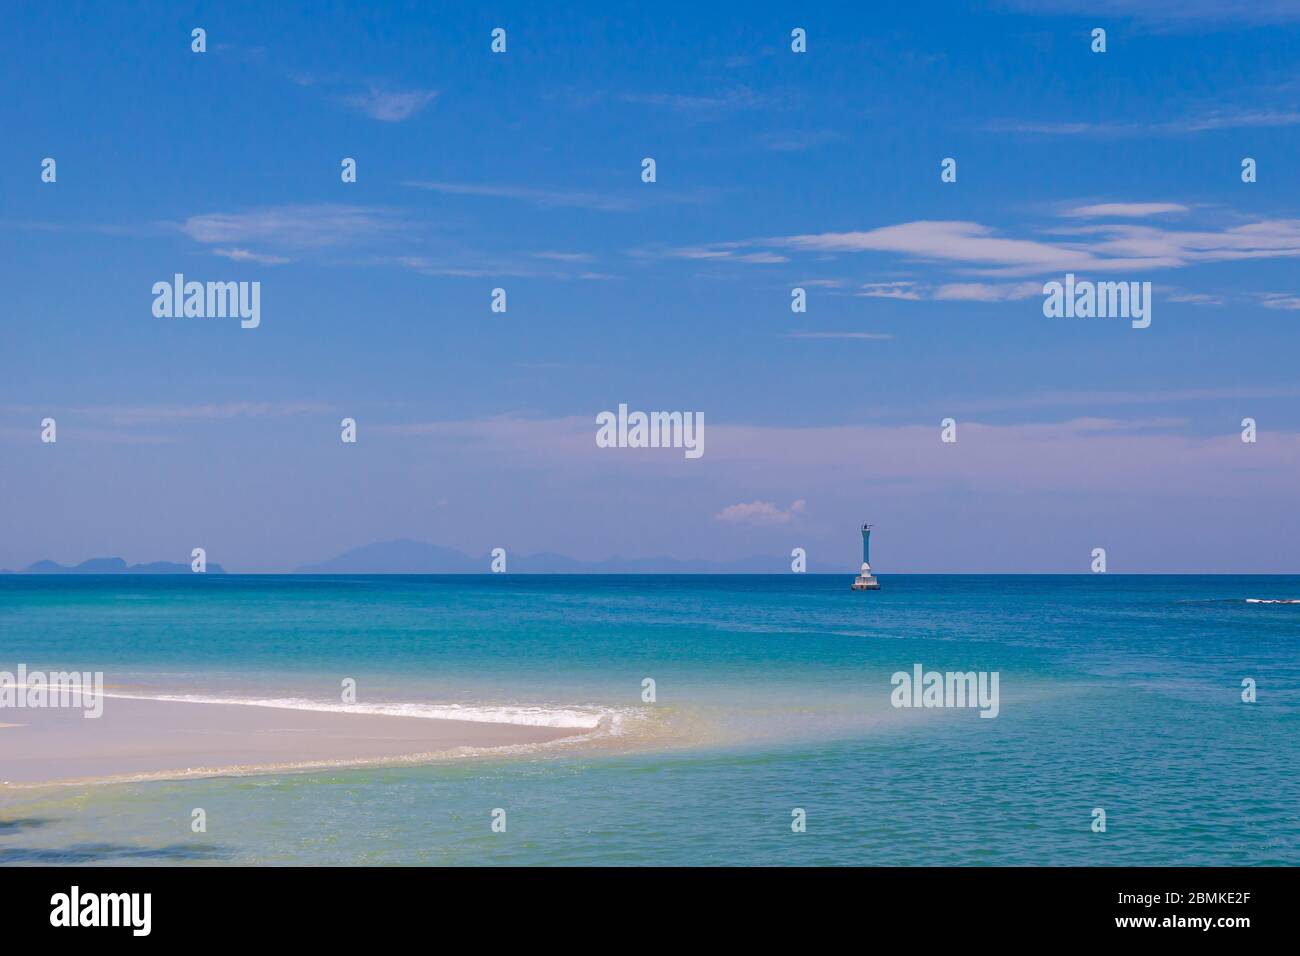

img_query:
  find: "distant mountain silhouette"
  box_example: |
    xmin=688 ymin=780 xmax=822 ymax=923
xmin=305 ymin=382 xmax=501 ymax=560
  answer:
xmin=24 ymin=557 xmax=226 ymax=573
xmin=299 ymin=538 xmax=838 ymax=573
xmin=298 ymin=539 xmax=480 ymax=572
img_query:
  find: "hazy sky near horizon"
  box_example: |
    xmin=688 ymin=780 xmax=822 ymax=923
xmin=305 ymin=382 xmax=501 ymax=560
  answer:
xmin=3 ymin=1 xmax=1300 ymax=572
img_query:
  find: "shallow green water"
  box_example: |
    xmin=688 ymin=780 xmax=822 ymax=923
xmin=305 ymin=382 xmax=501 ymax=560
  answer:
xmin=1 ymin=574 xmax=1296 ymax=864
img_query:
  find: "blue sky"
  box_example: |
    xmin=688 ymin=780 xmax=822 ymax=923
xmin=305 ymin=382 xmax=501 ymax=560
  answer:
xmin=3 ymin=0 xmax=1300 ymax=572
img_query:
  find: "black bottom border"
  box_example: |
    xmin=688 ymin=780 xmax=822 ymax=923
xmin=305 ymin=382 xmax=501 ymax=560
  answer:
xmin=0 ymin=865 xmax=1286 ymax=940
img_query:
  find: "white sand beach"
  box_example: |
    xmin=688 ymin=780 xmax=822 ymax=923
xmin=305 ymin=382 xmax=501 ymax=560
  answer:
xmin=0 ymin=695 xmax=594 ymax=787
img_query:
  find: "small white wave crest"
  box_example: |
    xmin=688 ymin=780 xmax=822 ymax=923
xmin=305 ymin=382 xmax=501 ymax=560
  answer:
xmin=103 ymin=691 xmax=620 ymax=730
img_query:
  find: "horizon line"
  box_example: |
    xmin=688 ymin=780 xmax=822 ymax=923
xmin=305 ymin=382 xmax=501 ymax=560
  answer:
xmin=5 ymin=570 xmax=1300 ymax=577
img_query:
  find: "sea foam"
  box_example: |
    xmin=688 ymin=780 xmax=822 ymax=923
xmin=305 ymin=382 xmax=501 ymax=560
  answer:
xmin=102 ymin=692 xmax=621 ymax=730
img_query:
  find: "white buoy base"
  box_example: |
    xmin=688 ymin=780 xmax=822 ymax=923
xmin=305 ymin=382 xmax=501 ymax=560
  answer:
xmin=851 ymin=562 xmax=880 ymax=590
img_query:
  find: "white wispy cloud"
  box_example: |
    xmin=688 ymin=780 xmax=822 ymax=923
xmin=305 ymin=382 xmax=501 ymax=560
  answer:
xmin=859 ymin=281 xmax=923 ymax=300
xmin=1003 ymin=0 xmax=1300 ymax=26
xmin=715 ymin=499 xmax=806 ymax=525
xmin=857 ymin=279 xmax=1041 ymax=302
xmin=990 ymin=110 xmax=1300 ymax=137
xmin=1165 ymin=110 xmax=1300 ymax=131
xmin=1062 ymin=203 xmax=1190 ymax=218
xmin=794 ymin=278 xmax=851 ymax=289
xmin=211 ymin=248 xmax=292 ymax=265
xmin=343 ymin=86 xmax=438 ymax=122
xmin=179 ymin=205 xmax=405 ymax=250
xmin=1167 ymin=291 xmax=1225 ymax=306
xmin=990 ymin=121 xmax=1111 ymax=135
xmin=672 ymin=216 xmax=1300 ymax=278
xmin=772 ymin=221 xmax=1173 ymax=274
xmin=1051 ymin=220 xmax=1300 ymax=270
xmin=1258 ymin=293 xmax=1300 ymax=310
xmin=665 ymin=244 xmax=789 ymax=264
xmin=665 ymin=246 xmax=737 ymax=261
xmin=934 ymin=281 xmax=1044 ymax=301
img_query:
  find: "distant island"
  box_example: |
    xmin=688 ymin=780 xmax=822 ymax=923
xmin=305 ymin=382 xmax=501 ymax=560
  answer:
xmin=6 ymin=541 xmax=837 ymax=574
xmin=22 ymin=557 xmax=227 ymax=574
xmin=298 ymin=538 xmax=837 ymax=574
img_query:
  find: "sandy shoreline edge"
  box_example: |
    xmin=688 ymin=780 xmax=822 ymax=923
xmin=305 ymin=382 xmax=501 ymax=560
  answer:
xmin=0 ymin=695 xmax=597 ymax=788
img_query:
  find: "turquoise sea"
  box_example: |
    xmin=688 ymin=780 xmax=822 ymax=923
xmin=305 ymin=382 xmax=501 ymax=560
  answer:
xmin=1 ymin=574 xmax=1297 ymax=865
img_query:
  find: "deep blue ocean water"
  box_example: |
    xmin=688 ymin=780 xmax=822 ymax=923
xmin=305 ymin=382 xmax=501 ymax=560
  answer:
xmin=1 ymin=574 xmax=1297 ymax=865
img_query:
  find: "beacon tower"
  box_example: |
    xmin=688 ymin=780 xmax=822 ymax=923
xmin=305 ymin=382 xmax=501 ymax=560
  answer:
xmin=851 ymin=523 xmax=881 ymax=591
